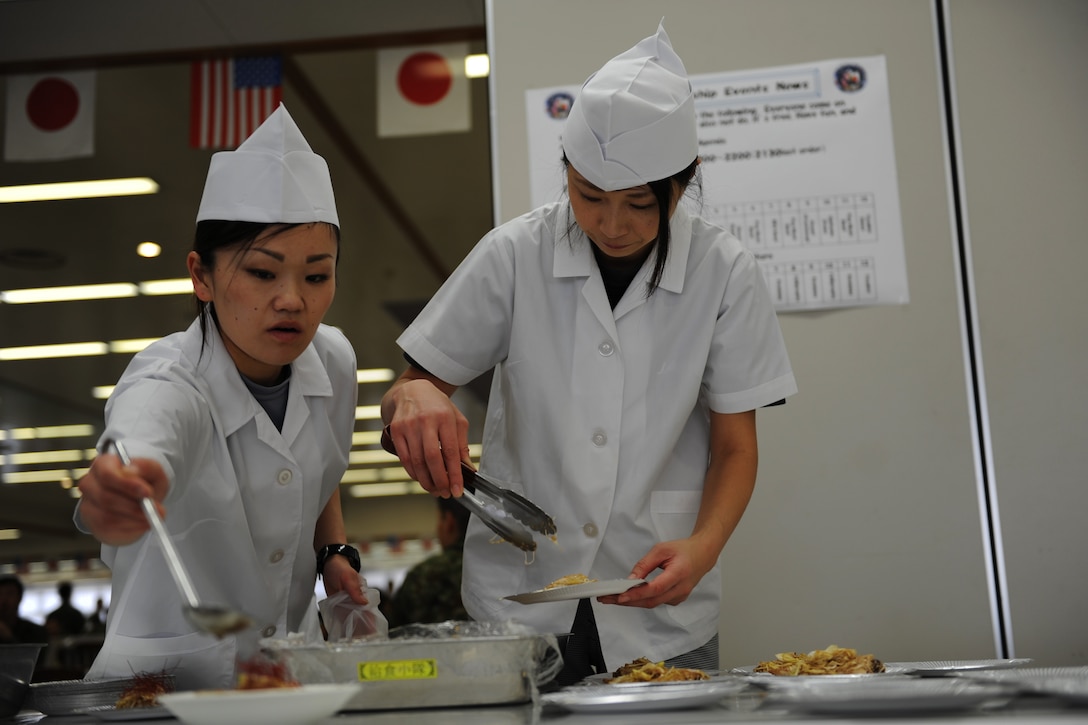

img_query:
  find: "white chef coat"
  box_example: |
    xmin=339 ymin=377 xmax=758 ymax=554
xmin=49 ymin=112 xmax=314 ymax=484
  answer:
xmin=398 ymin=202 xmax=797 ymax=668
xmin=80 ymin=319 xmax=357 ymax=690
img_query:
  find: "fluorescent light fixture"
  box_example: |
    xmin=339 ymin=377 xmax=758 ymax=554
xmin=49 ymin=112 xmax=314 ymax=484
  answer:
xmin=109 ymin=338 xmax=159 ymax=354
xmin=92 ymin=385 xmax=115 ymax=400
xmin=2 ymin=338 xmax=160 ymax=361
xmin=348 ymin=482 xmax=423 ymax=498
xmin=0 ymin=530 xmax=21 ymax=541
xmin=465 ymin=54 xmax=490 ymax=78
xmin=340 ymin=468 xmax=381 ymax=484
xmin=356 ymin=368 xmax=395 ymax=384
xmin=4 ymin=449 xmax=86 ymax=465
xmin=351 ymin=430 xmax=384 ymax=446
xmin=3 ymin=469 xmax=76 ymax=484
xmin=349 ymin=449 xmax=398 ymax=465
xmin=1 ymin=282 xmax=138 ymax=304
xmin=139 ymin=278 xmax=193 ymax=295
xmin=1 ymin=277 xmax=193 ymax=305
xmin=3 ymin=425 xmax=95 ymax=440
xmin=0 ymin=177 xmax=159 ymax=203
xmin=354 ymin=405 xmax=382 ymax=420
xmin=0 ymin=341 xmax=108 ymax=361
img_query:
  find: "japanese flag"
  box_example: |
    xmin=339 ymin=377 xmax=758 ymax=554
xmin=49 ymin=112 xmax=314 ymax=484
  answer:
xmin=377 ymin=43 xmax=470 ymax=138
xmin=4 ymin=71 xmax=96 ymax=162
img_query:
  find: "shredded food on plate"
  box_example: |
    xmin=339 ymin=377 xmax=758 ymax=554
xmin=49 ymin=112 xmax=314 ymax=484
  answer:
xmin=544 ymin=573 xmax=597 ymax=589
xmin=753 ymin=644 xmax=885 ymax=676
xmin=115 ymin=671 xmax=173 ymax=709
xmin=605 ymin=657 xmax=710 ymax=683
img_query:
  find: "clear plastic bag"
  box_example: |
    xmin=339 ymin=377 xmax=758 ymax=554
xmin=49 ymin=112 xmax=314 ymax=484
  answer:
xmin=318 ymin=589 xmax=388 ymax=642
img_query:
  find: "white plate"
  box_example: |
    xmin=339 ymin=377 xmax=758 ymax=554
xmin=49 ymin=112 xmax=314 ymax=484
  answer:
xmin=159 ymin=683 xmax=359 ymax=725
xmin=768 ymin=678 xmax=1011 ymax=715
xmin=886 ymin=658 xmax=1033 ymax=674
xmin=504 ymin=578 xmax=646 ymax=604
xmin=543 ymin=680 xmax=746 ymax=712
xmin=80 ymin=704 xmax=173 ymax=721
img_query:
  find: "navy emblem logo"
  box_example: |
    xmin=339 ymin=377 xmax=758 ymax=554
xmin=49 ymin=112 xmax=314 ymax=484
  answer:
xmin=834 ymin=64 xmax=866 ymax=93
xmin=546 ymin=92 xmax=575 ymax=119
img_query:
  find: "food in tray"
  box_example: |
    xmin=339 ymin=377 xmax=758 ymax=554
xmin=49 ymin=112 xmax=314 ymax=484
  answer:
xmin=754 ymin=644 xmax=885 ymax=676
xmin=605 ymin=656 xmax=710 ymax=684
xmin=114 ymin=670 xmax=174 ymax=709
xmin=235 ymin=656 xmax=300 ymax=689
xmin=544 ymin=573 xmax=598 ymax=589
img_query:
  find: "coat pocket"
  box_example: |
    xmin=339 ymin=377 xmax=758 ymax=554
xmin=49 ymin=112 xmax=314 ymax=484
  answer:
xmin=89 ymin=631 xmax=236 ymax=691
xmin=649 ymin=490 xmax=701 ymax=542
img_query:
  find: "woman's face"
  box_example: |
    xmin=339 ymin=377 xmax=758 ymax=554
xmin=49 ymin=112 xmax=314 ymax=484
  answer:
xmin=567 ymin=165 xmax=678 ymax=260
xmin=188 ymin=223 xmax=338 ymax=385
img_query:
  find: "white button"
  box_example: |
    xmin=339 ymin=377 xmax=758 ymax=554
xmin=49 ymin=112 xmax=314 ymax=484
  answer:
xmin=592 ymin=431 xmax=607 ymax=447
xmin=583 ymin=523 xmax=599 ymax=537
xmin=277 ymin=469 xmax=292 ymax=485
xmin=262 ymin=625 xmax=276 ymax=637
xmin=598 ymin=341 xmax=614 ymax=356
xmin=269 ymin=549 xmax=284 ymax=563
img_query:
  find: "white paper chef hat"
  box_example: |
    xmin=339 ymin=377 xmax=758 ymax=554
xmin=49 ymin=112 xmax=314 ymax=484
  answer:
xmin=196 ymin=103 xmax=339 ymax=226
xmin=561 ymin=21 xmax=696 ymax=191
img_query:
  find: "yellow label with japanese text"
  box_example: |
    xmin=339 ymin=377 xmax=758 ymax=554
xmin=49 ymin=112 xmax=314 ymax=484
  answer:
xmin=357 ymin=659 xmax=438 ymax=681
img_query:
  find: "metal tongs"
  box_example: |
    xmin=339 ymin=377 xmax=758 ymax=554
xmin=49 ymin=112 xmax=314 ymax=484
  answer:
xmin=381 ymin=427 xmax=557 ymax=552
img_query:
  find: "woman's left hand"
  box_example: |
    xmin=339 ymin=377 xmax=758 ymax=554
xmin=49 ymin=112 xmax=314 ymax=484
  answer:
xmin=597 ymin=538 xmax=715 ymax=608
xmin=321 ymin=557 xmax=369 ymax=605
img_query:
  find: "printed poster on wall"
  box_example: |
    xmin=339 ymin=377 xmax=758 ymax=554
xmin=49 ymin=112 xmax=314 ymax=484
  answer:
xmin=525 ymin=55 xmax=909 ymax=311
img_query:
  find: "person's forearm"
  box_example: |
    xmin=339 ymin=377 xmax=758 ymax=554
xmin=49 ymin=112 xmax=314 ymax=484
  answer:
xmin=315 ymin=489 xmax=347 ymax=550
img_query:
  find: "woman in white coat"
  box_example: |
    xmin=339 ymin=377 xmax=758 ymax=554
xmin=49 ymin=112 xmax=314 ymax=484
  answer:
xmin=76 ymin=104 xmax=367 ymax=690
xmin=380 ymin=24 xmax=797 ymax=682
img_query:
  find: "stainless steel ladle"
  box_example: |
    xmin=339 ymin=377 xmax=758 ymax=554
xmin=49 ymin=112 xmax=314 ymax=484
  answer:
xmin=105 ymin=438 xmax=255 ymax=638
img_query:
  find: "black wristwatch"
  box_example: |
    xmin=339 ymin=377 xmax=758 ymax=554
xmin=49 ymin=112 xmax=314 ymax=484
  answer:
xmin=316 ymin=544 xmax=361 ymax=577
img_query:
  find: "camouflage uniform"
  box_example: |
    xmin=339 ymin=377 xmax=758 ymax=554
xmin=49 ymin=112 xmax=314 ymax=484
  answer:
xmin=388 ymin=537 xmax=468 ymax=627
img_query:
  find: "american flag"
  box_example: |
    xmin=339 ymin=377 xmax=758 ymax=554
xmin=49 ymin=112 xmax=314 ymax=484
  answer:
xmin=190 ymin=56 xmax=283 ymax=149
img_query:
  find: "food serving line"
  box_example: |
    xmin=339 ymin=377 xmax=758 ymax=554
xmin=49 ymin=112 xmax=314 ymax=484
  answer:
xmin=10 ymin=654 xmax=1088 ymax=725
xmin=8 ymin=478 xmax=1086 ymax=724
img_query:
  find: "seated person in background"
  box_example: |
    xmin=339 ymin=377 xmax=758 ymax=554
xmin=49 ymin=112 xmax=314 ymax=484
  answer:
xmin=45 ymin=581 xmax=87 ymax=637
xmin=0 ymin=574 xmax=48 ymax=646
xmin=388 ymin=496 xmax=470 ymax=627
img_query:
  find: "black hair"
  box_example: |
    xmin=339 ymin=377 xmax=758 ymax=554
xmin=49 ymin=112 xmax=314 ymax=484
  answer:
xmin=436 ymin=494 xmax=471 ymax=534
xmin=0 ymin=574 xmax=24 ymax=597
xmin=191 ymin=220 xmax=341 ymax=349
xmin=562 ymin=156 xmax=701 ymax=295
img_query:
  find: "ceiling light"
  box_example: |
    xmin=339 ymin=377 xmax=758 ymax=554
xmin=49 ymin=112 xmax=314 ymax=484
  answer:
xmin=340 ymin=468 xmax=380 ymax=484
xmin=137 ymin=242 xmax=162 ymax=258
xmin=0 ymin=530 xmax=21 ymax=541
xmin=139 ymin=278 xmax=192 ymax=295
xmin=3 ymin=424 xmax=95 ymax=440
xmin=349 ymin=449 xmax=398 ymax=465
xmin=351 ymin=430 xmax=383 ymax=446
xmin=2 ymin=449 xmax=86 ymax=465
xmin=109 ymin=338 xmax=159 ymax=354
xmin=92 ymin=385 xmax=114 ymax=400
xmin=354 ymin=405 xmax=381 ymax=420
xmin=2 ymin=468 xmax=85 ymax=484
xmin=348 ymin=482 xmax=422 ymax=498
xmin=465 ymin=54 xmax=490 ymax=78
xmin=1 ymin=282 xmax=138 ymax=304
xmin=0 ymin=177 xmax=159 ymax=203
xmin=356 ymin=368 xmax=395 ymax=384
xmin=0 ymin=342 xmax=108 ymax=361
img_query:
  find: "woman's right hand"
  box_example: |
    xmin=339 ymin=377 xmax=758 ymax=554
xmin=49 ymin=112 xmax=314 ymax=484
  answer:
xmin=77 ymin=452 xmax=169 ymax=546
xmin=382 ymin=372 xmax=469 ymax=498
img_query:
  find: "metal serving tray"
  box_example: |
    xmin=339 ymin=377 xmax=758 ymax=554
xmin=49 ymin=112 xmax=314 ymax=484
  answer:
xmin=271 ymin=634 xmax=559 ymax=711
